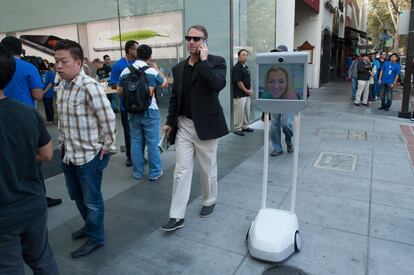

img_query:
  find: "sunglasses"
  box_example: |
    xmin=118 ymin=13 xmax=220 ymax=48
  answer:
xmin=184 ymin=36 xmax=204 ymax=42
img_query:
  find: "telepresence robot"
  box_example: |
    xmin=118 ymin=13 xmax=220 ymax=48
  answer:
xmin=247 ymin=52 xmax=308 ymax=262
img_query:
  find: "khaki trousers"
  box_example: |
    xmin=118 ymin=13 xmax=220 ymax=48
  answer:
xmin=169 ymin=116 xmax=219 ymax=219
xmin=355 ymin=80 xmax=370 ymax=104
xmin=233 ymin=96 xmax=251 ymax=131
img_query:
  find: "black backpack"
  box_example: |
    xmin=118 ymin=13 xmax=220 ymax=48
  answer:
xmin=122 ymin=65 xmax=151 ymax=113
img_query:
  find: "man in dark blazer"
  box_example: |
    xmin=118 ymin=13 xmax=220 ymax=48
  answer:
xmin=161 ymin=25 xmax=228 ymax=231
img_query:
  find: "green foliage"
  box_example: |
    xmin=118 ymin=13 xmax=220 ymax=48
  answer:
xmin=367 ymin=0 xmax=410 ymax=49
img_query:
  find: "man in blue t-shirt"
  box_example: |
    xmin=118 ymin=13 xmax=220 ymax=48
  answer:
xmin=378 ymin=53 xmax=401 ymax=111
xmin=109 ymin=40 xmax=139 ymax=167
xmin=118 ymin=44 xmax=168 ymax=181
xmin=1 ymin=36 xmax=62 ymax=207
xmin=0 ymin=42 xmax=59 ymax=275
xmin=40 ymin=59 xmax=56 ymax=124
xmin=1 ymin=37 xmax=43 ymax=107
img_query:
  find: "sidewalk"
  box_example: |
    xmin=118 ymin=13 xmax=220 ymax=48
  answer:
xmin=43 ymin=80 xmax=414 ymax=275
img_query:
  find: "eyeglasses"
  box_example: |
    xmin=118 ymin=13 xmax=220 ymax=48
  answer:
xmin=184 ymin=36 xmax=204 ymax=42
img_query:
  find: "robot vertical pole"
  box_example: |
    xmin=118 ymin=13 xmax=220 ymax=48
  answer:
xmin=290 ymin=112 xmax=300 ymax=214
xmin=262 ymin=112 xmax=270 ymax=209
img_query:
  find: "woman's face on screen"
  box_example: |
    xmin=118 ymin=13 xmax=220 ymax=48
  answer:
xmin=267 ymin=70 xmax=287 ymax=98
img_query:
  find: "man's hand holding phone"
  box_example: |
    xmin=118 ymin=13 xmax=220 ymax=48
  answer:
xmin=199 ymin=40 xmax=209 ymax=61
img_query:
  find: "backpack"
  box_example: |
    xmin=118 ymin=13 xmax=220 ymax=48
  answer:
xmin=122 ymin=65 xmax=151 ymax=113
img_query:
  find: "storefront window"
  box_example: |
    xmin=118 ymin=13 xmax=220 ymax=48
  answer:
xmin=232 ymin=0 xmax=277 ymax=122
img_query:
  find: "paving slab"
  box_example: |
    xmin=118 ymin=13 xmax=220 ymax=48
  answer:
xmin=298 ymin=171 xmax=371 ymax=202
xmin=368 ymin=238 xmax=414 ymax=275
xmin=237 ymin=222 xmax=367 ymax=275
xmin=370 ymin=203 xmax=414 ymax=246
xmin=174 ymin=198 xmax=255 ymax=255
xmin=218 ymin=178 xmax=289 ymax=211
xmin=372 ymin=163 xmax=414 ymax=185
xmin=280 ymin=191 xmax=370 ymax=235
xmin=98 ymin=230 xmax=244 ymax=275
xmin=372 ymin=179 xmax=414 ymax=210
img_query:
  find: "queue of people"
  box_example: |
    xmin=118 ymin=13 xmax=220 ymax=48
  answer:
xmin=347 ymin=51 xmax=401 ymax=111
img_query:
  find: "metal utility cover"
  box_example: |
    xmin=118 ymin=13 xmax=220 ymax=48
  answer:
xmin=314 ymin=152 xmax=357 ymax=172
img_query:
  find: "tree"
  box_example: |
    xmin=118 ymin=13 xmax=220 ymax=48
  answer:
xmin=367 ymin=0 xmax=410 ymax=52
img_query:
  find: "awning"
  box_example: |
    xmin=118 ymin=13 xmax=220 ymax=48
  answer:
xmin=345 ymin=26 xmax=367 ymax=39
xmin=304 ymin=0 xmax=320 ymax=13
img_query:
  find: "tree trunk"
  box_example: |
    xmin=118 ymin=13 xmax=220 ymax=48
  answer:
xmin=394 ymin=15 xmax=400 ymax=51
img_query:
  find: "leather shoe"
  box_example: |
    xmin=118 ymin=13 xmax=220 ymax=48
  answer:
xmin=71 ymin=239 xmax=103 ymax=258
xmin=47 ymin=197 xmax=62 ymax=207
xmin=125 ymin=159 xmax=132 ymax=167
xmin=242 ymin=128 xmax=254 ymax=132
xmin=200 ymin=204 xmax=216 ymax=217
xmin=234 ymin=130 xmax=245 ymax=136
xmin=71 ymin=227 xmax=86 ymax=240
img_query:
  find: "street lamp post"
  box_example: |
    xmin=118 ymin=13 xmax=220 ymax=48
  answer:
xmin=399 ymin=0 xmax=414 ymax=118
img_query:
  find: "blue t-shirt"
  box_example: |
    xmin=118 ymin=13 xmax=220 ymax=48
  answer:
xmin=371 ymin=59 xmax=380 ymax=78
xmin=4 ymin=58 xmax=43 ymax=108
xmin=110 ymin=57 xmax=135 ymax=112
xmin=380 ymin=61 xmax=401 ymax=85
xmin=119 ymin=60 xmax=165 ymax=118
xmin=41 ymin=70 xmax=56 ymax=98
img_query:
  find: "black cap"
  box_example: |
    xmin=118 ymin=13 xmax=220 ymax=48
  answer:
xmin=275 ymin=45 xmax=288 ymax=52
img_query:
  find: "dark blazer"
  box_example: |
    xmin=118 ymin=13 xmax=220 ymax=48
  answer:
xmin=166 ymin=54 xmax=229 ymax=144
xmin=357 ymin=60 xmax=371 ymax=81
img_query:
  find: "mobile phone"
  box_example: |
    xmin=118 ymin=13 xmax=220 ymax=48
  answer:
xmin=203 ymin=39 xmax=208 ymax=47
xmin=20 ymin=35 xmax=63 ymax=56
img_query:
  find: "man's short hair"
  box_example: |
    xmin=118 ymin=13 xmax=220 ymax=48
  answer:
xmin=55 ymin=39 xmax=84 ymax=62
xmin=187 ymin=25 xmax=208 ymax=39
xmin=125 ymin=40 xmax=138 ymax=55
xmin=390 ymin=53 xmax=399 ymax=59
xmin=238 ymin=49 xmax=248 ymax=56
xmin=103 ymin=55 xmax=110 ymax=60
xmin=137 ymin=44 xmax=152 ymax=61
xmin=93 ymin=58 xmax=102 ymax=64
xmin=0 ymin=43 xmax=16 ymax=89
xmin=1 ymin=36 xmax=23 ymax=56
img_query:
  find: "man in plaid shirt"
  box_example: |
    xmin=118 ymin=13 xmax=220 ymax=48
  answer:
xmin=55 ymin=40 xmax=116 ymax=258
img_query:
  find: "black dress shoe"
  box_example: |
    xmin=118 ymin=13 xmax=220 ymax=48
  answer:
xmin=234 ymin=131 xmax=245 ymax=136
xmin=242 ymin=127 xmax=254 ymax=132
xmin=378 ymin=106 xmax=386 ymax=110
xmin=47 ymin=197 xmax=62 ymax=207
xmin=71 ymin=239 xmax=103 ymax=258
xmin=160 ymin=218 xmax=185 ymax=232
xmin=71 ymin=227 xmax=87 ymax=240
xmin=125 ymin=159 xmax=133 ymax=167
xmin=200 ymin=204 xmax=216 ymax=218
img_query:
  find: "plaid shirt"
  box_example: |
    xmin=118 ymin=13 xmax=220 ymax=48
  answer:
xmin=57 ymin=70 xmax=116 ymax=165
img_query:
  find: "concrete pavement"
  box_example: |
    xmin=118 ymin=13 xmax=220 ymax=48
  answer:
xmin=41 ymin=80 xmax=414 ymax=275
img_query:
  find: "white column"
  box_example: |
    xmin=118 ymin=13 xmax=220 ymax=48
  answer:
xmin=276 ymin=0 xmax=295 ymax=50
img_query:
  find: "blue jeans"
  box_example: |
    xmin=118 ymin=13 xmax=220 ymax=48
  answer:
xmin=62 ymin=153 xmax=110 ymax=244
xmin=0 ymin=211 xmax=59 ymax=275
xmin=351 ymin=77 xmax=358 ymax=98
xmin=121 ymin=111 xmax=131 ymax=161
xmin=129 ymin=112 xmax=162 ymax=179
xmin=381 ymin=84 xmax=393 ymax=107
xmin=270 ymin=113 xmax=293 ymax=152
xmin=42 ymin=97 xmax=54 ymax=122
xmin=373 ymin=77 xmax=379 ymax=98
